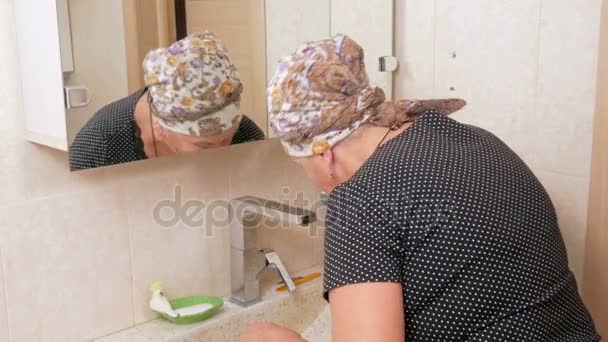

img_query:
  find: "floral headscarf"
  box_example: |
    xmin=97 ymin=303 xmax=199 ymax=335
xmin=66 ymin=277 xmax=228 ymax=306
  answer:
xmin=268 ymin=34 xmax=466 ymax=157
xmin=143 ymin=31 xmax=243 ymax=137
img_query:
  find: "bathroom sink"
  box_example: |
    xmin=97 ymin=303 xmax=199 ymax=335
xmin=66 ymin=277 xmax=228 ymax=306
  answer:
xmin=301 ymin=303 xmax=331 ymax=342
xmin=96 ymin=270 xmax=330 ymax=342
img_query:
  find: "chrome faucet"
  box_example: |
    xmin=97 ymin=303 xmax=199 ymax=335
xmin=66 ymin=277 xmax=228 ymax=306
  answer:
xmin=229 ymin=196 xmax=317 ymax=307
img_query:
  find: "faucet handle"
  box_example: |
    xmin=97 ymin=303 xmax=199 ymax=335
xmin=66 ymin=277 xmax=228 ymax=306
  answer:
xmin=258 ymin=249 xmax=297 ymax=293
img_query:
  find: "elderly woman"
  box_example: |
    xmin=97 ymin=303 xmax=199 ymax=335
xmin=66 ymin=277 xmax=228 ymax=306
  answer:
xmin=69 ymin=32 xmax=264 ymax=171
xmin=240 ymin=35 xmax=599 ymax=341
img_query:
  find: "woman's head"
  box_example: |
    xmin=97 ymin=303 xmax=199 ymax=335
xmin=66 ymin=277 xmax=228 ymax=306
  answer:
xmin=268 ymin=34 xmax=385 ymax=158
xmin=269 ymin=34 xmax=466 ymax=191
xmin=143 ymin=32 xmax=242 ymax=150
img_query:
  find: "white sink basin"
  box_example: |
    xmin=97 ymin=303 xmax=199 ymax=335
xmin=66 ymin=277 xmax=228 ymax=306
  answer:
xmin=301 ymin=304 xmax=331 ymax=342
xmin=96 ymin=275 xmax=330 ymax=342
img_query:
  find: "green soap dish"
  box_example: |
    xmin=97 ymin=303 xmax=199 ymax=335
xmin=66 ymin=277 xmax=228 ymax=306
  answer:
xmin=159 ymin=296 xmax=224 ymax=325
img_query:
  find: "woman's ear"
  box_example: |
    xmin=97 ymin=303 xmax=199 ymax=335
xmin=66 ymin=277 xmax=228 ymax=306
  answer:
xmin=321 ymin=148 xmax=338 ymax=182
xmin=321 ymin=148 xmax=335 ymax=168
xmin=154 ymin=122 xmax=170 ymax=142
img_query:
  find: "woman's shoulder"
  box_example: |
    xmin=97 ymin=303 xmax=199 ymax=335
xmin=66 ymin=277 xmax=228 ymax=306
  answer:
xmin=69 ymin=89 xmax=145 ymax=171
xmin=83 ymin=89 xmax=145 ymax=134
xmin=73 ymin=89 xmax=144 ymax=142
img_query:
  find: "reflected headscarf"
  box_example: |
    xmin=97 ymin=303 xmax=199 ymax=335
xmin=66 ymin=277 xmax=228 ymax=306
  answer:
xmin=143 ymin=31 xmax=243 ymax=137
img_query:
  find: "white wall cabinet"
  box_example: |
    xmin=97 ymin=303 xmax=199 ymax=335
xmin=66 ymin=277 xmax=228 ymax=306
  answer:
xmin=14 ymin=0 xmax=69 ymax=151
xmin=14 ymin=0 xmax=130 ymax=151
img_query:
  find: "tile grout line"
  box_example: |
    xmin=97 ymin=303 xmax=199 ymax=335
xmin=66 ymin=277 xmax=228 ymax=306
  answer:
xmin=121 ymin=186 xmax=137 ymax=330
xmin=532 ymin=0 xmax=544 ymax=123
xmin=432 ymin=0 xmax=437 ymax=97
xmin=531 ymin=166 xmax=589 ymax=180
xmin=0 ymin=249 xmax=13 ymax=342
xmin=0 ymin=181 xmax=126 ymax=214
xmin=328 ymin=0 xmax=332 ymax=37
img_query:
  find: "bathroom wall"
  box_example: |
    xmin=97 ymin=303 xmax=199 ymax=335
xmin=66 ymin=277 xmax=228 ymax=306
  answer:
xmin=0 ymin=0 xmax=321 ymax=341
xmin=395 ymin=0 xmax=602 ymax=284
xmin=584 ymin=0 xmax=608 ymax=336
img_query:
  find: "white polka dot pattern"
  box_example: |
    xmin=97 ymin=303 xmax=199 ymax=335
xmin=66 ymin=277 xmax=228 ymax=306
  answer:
xmin=69 ymin=89 xmax=265 ymax=171
xmin=323 ymin=110 xmax=599 ymax=341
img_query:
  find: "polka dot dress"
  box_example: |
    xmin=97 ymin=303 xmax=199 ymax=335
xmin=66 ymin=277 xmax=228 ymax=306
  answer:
xmin=323 ymin=110 xmax=600 ymax=341
xmin=69 ymin=89 xmax=265 ymax=171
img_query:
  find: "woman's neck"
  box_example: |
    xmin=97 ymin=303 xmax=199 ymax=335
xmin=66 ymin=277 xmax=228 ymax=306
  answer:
xmin=333 ymin=123 xmax=412 ymax=184
xmin=133 ymin=91 xmax=175 ymax=158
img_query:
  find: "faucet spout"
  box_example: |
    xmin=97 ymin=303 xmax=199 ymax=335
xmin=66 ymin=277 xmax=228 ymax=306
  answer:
xmin=232 ymin=196 xmax=317 ymax=227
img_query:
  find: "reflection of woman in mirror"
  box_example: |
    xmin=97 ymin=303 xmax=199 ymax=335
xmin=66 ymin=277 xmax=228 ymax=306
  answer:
xmin=69 ymin=32 xmax=264 ymax=171
xmin=239 ymin=35 xmax=600 ymax=341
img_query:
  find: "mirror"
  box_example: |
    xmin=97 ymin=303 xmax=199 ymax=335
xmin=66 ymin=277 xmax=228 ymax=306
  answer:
xmin=55 ymin=0 xmax=394 ymax=171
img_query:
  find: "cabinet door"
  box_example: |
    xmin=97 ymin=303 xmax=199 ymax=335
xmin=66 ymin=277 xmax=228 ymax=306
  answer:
xmin=331 ymin=0 xmax=395 ymax=99
xmin=434 ymin=0 xmax=541 ymax=136
xmin=14 ymin=0 xmax=68 ymax=150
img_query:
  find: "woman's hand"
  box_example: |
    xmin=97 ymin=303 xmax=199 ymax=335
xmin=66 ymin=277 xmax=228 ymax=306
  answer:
xmin=239 ymin=322 xmax=307 ymax=342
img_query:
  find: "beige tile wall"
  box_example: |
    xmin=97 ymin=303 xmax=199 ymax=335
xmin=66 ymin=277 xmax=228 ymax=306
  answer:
xmin=0 ymin=1 xmax=321 ymax=340
xmin=0 ymin=189 xmax=134 ymax=341
xmin=0 ymin=249 xmax=9 ymax=342
xmin=395 ymin=0 xmax=602 ymax=283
